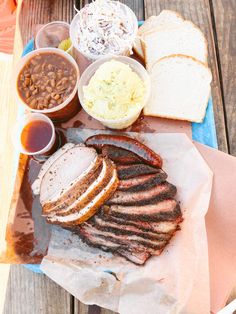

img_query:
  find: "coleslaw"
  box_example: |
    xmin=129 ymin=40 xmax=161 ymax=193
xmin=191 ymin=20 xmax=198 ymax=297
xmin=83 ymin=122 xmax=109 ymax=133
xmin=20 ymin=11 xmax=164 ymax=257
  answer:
xmin=73 ymin=0 xmax=138 ymax=58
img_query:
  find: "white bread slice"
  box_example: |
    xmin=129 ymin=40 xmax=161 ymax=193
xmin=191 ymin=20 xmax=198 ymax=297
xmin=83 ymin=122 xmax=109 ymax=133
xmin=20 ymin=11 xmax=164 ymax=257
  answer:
xmin=143 ymin=55 xmax=212 ymax=122
xmin=134 ymin=10 xmax=184 ymax=60
xmin=143 ymin=20 xmax=208 ymax=69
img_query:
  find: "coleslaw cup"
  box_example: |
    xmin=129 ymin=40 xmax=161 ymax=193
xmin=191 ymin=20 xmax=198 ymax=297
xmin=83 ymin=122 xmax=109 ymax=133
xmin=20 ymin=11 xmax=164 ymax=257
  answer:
xmin=78 ymin=55 xmax=151 ymax=129
xmin=70 ymin=1 xmax=138 ymax=64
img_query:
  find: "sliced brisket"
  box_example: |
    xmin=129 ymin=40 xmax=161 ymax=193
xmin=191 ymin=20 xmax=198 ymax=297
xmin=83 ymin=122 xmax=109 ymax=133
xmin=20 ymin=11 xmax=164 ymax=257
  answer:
xmin=118 ymin=171 xmax=167 ymax=192
xmin=99 ymin=214 xmax=181 ymax=234
xmin=102 ymin=145 xmax=142 ymax=164
xmin=103 ymin=199 xmax=181 ymax=222
xmin=91 ymin=216 xmax=172 ymax=241
xmin=117 ymin=163 xmax=159 ymax=179
xmin=107 ymin=182 xmax=177 ymax=206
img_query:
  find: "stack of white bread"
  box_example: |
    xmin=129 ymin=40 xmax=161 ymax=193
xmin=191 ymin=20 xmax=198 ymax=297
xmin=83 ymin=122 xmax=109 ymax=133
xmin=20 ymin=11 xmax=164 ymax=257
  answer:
xmin=134 ymin=10 xmax=212 ymax=123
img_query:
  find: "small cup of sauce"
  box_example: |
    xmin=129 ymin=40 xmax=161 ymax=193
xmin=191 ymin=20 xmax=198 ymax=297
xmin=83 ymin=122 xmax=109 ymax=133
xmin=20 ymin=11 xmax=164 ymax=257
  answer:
xmin=13 ymin=113 xmax=56 ymax=156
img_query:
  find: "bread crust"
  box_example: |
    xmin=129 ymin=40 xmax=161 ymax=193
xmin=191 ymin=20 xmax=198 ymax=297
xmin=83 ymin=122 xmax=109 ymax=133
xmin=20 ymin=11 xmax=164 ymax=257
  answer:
xmin=143 ymin=54 xmax=212 ymax=122
xmin=143 ymin=19 xmax=208 ymax=67
xmin=134 ymin=10 xmax=184 ymax=60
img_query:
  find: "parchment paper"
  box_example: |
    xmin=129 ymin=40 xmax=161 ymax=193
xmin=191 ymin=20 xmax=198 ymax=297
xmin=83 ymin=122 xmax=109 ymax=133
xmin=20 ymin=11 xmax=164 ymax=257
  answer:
xmin=40 ymin=132 xmax=213 ymax=314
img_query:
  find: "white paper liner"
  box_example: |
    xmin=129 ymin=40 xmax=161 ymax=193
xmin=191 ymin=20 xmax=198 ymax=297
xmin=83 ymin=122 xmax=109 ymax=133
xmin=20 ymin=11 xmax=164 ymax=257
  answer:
xmin=41 ymin=132 xmax=213 ymax=314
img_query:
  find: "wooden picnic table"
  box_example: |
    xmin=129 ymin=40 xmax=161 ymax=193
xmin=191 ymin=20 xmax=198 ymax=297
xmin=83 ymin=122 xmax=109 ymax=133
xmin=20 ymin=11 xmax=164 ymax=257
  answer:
xmin=2 ymin=0 xmax=236 ymax=313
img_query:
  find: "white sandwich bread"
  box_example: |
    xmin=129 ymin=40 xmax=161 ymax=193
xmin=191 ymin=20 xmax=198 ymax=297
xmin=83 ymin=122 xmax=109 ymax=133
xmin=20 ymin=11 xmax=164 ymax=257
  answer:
xmin=143 ymin=20 xmax=208 ymax=70
xmin=134 ymin=10 xmax=184 ymax=60
xmin=143 ymin=55 xmax=212 ymax=123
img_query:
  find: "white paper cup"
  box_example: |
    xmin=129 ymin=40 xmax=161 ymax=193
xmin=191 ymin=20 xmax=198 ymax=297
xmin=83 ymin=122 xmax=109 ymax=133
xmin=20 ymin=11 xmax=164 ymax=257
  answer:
xmin=12 ymin=113 xmax=56 ymax=156
xmin=78 ymin=55 xmax=151 ymax=129
xmin=70 ymin=1 xmax=138 ymax=63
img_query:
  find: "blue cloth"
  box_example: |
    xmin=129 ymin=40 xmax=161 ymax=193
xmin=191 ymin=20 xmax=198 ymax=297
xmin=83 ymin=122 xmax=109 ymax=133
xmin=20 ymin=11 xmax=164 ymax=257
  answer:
xmin=22 ymin=35 xmax=217 ymax=274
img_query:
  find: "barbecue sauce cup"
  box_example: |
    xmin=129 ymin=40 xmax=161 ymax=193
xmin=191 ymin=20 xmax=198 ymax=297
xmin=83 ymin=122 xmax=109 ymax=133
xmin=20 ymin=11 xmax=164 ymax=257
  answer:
xmin=12 ymin=113 xmax=57 ymax=156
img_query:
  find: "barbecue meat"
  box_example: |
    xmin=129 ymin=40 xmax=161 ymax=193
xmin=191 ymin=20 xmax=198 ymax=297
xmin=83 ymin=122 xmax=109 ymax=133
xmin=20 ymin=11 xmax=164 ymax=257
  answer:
xmin=32 ymin=143 xmax=75 ymax=195
xmin=36 ymin=135 xmax=183 ymax=265
xmin=117 ymin=163 xmax=159 ymax=179
xmin=101 ymin=145 xmax=142 ymax=164
xmin=78 ymin=226 xmax=151 ymax=265
xmin=46 ymin=166 xmax=118 ymax=226
xmin=43 ymin=156 xmax=103 ymax=214
xmin=107 ymin=182 xmax=177 ymax=206
xmin=47 ymin=158 xmax=115 ymax=217
xmin=79 ymin=223 xmax=168 ymax=253
xmin=98 ymin=215 xmax=181 ymax=234
xmin=91 ymin=216 xmax=172 ymax=241
xmin=118 ymin=172 xmax=167 ymax=191
xmin=103 ymin=199 xmax=181 ymax=222
xmin=40 ymin=145 xmax=97 ymax=206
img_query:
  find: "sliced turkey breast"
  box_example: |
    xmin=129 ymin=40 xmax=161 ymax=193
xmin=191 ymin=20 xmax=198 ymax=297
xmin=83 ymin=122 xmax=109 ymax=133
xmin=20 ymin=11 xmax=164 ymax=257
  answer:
xmin=47 ymin=166 xmax=118 ymax=226
xmin=32 ymin=143 xmax=75 ymax=195
xmin=40 ymin=145 xmax=97 ymax=205
xmin=47 ymin=158 xmax=115 ymax=217
xmin=42 ymin=156 xmax=103 ymax=214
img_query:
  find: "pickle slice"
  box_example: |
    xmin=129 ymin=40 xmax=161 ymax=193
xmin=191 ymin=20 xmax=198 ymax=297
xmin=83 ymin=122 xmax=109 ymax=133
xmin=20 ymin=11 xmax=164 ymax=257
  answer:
xmin=58 ymin=38 xmax=72 ymax=51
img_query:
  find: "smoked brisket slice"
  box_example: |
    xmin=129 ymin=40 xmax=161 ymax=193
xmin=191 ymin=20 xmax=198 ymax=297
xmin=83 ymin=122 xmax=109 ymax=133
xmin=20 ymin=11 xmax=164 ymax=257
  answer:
xmin=118 ymin=171 xmax=167 ymax=192
xmin=116 ymin=249 xmax=150 ymax=265
xmin=97 ymin=214 xmax=181 ymax=234
xmin=79 ymin=223 xmax=168 ymax=251
xmin=103 ymin=199 xmax=181 ymax=222
xmin=102 ymin=145 xmax=142 ymax=164
xmin=107 ymin=182 xmax=177 ymax=206
xmin=117 ymin=163 xmax=159 ymax=179
xmin=91 ymin=216 xmax=172 ymax=241
xmin=78 ymin=226 xmax=150 ymax=264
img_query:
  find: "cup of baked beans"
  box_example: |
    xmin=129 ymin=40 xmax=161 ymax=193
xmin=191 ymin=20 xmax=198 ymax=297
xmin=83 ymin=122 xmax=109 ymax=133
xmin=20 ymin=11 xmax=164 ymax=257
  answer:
xmin=15 ymin=48 xmax=80 ymax=122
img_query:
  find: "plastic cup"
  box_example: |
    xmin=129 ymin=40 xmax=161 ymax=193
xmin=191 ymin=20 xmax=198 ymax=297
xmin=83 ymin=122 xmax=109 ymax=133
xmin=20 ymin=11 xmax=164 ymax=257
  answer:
xmin=14 ymin=48 xmax=80 ymax=122
xmin=78 ymin=55 xmax=151 ymax=129
xmin=12 ymin=113 xmax=56 ymax=156
xmin=35 ymin=21 xmax=72 ymax=54
xmin=70 ymin=1 xmax=138 ymax=64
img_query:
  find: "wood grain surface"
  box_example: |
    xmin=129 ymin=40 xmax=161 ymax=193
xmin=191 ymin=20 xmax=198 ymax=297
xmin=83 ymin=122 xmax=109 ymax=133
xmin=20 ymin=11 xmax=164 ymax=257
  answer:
xmin=212 ymin=0 xmax=236 ymax=155
xmin=2 ymin=0 xmax=235 ymax=313
xmin=3 ymin=266 xmax=72 ymax=314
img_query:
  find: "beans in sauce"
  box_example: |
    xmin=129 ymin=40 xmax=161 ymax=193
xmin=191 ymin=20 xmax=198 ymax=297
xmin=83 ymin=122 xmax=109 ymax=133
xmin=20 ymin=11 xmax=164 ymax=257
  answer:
xmin=17 ymin=52 xmax=77 ymax=110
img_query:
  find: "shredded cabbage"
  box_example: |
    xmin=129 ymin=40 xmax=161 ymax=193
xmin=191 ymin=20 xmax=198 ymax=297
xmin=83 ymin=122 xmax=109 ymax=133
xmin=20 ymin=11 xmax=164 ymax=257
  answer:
xmin=74 ymin=0 xmax=137 ymax=57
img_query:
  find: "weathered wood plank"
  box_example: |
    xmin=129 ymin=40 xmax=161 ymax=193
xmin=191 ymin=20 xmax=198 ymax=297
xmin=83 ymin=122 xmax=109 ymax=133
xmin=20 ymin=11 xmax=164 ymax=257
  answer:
xmin=3 ymin=265 xmax=72 ymax=314
xmin=19 ymin=0 xmax=75 ymax=45
xmin=78 ymin=0 xmax=144 ymax=20
xmin=74 ymin=302 xmax=117 ymax=314
xmin=144 ymin=0 xmax=228 ymax=153
xmin=211 ymin=0 xmax=236 ymax=155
